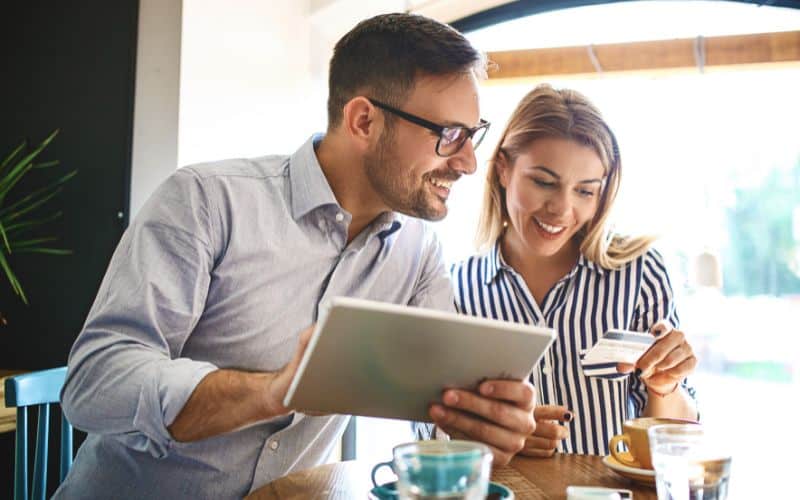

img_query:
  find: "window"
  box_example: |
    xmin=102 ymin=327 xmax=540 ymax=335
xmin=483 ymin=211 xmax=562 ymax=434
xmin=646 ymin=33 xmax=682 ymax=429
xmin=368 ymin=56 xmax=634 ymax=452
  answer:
xmin=355 ymin=3 xmax=800 ymax=497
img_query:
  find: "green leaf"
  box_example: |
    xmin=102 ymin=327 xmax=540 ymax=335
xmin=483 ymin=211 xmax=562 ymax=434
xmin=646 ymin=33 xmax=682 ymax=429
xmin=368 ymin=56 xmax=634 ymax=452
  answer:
xmin=11 ymin=248 xmax=71 ymax=256
xmin=0 ymin=220 xmax=10 ymax=253
xmin=0 ymin=251 xmax=27 ymax=304
xmin=0 ymin=141 xmax=26 ymax=171
xmin=0 ymin=170 xmax=76 ymax=218
xmin=9 ymin=237 xmax=59 ymax=248
xmin=0 ymin=128 xmax=67 ymax=306
xmin=4 ymin=187 xmax=63 ymax=222
xmin=33 ymin=160 xmax=60 ymax=169
xmin=0 ymin=153 xmax=42 ymax=200
xmin=0 ymin=129 xmax=60 ymax=199
xmin=3 ymin=212 xmax=63 ymax=236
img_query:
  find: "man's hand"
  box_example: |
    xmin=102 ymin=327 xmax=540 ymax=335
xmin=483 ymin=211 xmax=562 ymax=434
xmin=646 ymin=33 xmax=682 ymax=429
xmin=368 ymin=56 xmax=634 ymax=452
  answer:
xmin=428 ymin=379 xmax=536 ymax=466
xmin=518 ymin=405 xmax=571 ymax=458
xmin=264 ymin=324 xmax=315 ymax=415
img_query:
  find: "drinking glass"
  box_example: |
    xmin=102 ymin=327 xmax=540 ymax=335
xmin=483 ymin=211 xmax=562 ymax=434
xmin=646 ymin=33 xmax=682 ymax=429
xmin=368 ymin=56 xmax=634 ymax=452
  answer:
xmin=649 ymin=424 xmax=732 ymax=500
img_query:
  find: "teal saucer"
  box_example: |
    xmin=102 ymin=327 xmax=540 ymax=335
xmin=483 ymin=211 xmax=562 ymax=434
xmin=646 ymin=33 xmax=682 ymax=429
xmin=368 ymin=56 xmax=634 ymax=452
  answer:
xmin=369 ymin=481 xmax=514 ymax=499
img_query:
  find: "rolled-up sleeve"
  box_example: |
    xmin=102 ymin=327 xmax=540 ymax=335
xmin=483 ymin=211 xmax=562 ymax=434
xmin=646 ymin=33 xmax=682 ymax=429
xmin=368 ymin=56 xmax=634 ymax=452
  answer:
xmin=61 ymin=167 xmax=220 ymax=458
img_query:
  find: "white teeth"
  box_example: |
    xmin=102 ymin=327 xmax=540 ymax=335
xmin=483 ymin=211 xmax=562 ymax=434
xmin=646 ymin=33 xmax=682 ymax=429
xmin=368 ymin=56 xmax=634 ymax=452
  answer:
xmin=535 ymin=217 xmax=565 ymax=234
xmin=429 ymin=178 xmax=453 ymax=189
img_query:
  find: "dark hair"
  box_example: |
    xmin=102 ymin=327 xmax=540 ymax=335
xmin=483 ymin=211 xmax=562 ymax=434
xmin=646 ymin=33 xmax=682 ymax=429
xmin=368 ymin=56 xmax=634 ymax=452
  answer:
xmin=327 ymin=13 xmax=484 ymax=129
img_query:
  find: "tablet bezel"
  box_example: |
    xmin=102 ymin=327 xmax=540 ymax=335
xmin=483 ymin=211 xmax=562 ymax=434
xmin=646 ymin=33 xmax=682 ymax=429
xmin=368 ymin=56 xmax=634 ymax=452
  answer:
xmin=284 ymin=297 xmax=556 ymax=422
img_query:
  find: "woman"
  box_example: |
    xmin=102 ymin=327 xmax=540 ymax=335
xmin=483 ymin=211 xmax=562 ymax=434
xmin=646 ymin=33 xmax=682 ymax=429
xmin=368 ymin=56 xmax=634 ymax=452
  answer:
xmin=451 ymin=84 xmax=698 ymax=457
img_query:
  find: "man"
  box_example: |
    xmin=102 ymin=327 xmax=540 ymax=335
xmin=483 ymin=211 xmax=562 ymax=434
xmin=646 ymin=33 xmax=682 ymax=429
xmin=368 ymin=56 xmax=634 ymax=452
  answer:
xmin=57 ymin=13 xmax=536 ymax=499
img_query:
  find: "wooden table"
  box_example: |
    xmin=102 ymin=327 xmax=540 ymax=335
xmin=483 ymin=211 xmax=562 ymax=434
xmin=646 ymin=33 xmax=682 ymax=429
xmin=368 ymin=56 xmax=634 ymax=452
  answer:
xmin=247 ymin=454 xmax=657 ymax=499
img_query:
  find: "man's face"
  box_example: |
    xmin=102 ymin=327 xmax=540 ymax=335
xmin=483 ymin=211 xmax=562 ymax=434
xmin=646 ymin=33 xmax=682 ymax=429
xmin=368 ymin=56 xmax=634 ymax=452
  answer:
xmin=363 ymin=73 xmax=481 ymax=221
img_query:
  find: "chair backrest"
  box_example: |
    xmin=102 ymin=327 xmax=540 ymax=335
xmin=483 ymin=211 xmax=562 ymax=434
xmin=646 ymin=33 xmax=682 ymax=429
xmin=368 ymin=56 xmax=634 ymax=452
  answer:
xmin=4 ymin=367 xmax=73 ymax=500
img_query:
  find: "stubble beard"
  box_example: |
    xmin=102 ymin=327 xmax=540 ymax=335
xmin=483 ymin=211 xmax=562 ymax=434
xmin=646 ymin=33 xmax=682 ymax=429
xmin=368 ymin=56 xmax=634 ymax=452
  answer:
xmin=363 ymin=129 xmax=447 ymax=221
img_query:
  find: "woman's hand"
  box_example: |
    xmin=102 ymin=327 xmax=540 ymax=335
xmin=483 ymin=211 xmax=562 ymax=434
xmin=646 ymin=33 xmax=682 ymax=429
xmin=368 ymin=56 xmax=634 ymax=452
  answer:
xmin=618 ymin=321 xmax=697 ymax=395
xmin=517 ymin=405 xmax=571 ymax=458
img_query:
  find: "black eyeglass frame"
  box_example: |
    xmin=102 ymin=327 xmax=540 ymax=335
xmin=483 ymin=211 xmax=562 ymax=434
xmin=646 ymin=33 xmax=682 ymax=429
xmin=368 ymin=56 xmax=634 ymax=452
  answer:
xmin=368 ymin=98 xmax=490 ymax=157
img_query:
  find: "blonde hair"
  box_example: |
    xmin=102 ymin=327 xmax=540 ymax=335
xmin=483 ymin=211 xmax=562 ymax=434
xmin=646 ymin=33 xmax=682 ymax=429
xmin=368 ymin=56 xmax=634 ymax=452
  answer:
xmin=475 ymin=84 xmax=653 ymax=270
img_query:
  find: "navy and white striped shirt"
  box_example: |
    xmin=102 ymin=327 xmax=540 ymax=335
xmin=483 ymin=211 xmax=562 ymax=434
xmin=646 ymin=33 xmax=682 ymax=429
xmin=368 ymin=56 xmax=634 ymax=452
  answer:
xmin=451 ymin=241 xmax=696 ymax=455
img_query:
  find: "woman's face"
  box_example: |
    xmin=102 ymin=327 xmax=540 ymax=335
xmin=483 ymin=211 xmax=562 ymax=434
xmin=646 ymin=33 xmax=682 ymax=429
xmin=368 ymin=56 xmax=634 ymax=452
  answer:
xmin=498 ymin=137 xmax=606 ymax=261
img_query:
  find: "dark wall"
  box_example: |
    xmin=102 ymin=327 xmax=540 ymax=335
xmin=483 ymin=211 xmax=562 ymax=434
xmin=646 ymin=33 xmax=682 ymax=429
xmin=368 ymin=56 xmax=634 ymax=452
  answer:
xmin=0 ymin=0 xmax=139 ymax=496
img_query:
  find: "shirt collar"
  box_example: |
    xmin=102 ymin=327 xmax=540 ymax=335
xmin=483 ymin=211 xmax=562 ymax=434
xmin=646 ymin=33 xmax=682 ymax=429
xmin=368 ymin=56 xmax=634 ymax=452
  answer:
xmin=289 ymin=134 xmax=405 ymax=234
xmin=576 ymin=252 xmax=608 ymax=276
xmin=289 ymin=134 xmax=340 ymax=220
xmin=482 ymin=238 xmax=606 ymax=285
xmin=482 ymin=240 xmax=509 ymax=285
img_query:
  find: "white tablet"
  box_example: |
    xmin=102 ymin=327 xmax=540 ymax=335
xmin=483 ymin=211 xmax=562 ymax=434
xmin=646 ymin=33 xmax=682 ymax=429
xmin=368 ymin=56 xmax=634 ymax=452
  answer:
xmin=284 ymin=297 xmax=556 ymax=422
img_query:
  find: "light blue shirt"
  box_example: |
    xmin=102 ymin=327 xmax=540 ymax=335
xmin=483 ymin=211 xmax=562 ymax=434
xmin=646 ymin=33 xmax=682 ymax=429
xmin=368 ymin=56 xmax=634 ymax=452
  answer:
xmin=56 ymin=135 xmax=454 ymax=499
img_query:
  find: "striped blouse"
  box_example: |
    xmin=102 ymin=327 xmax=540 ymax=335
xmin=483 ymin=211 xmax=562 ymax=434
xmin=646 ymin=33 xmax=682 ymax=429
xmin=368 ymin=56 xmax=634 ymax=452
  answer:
xmin=451 ymin=241 xmax=697 ymax=455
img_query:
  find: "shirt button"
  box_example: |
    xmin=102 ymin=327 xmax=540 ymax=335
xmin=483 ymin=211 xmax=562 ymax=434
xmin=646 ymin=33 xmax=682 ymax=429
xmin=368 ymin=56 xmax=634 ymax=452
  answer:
xmin=269 ymin=440 xmax=279 ymax=451
xmin=335 ymin=212 xmax=344 ymax=222
xmin=542 ymin=366 xmax=552 ymax=375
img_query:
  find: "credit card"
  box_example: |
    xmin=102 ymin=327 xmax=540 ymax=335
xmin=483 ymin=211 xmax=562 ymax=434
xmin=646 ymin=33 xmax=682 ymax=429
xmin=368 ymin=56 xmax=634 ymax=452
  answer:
xmin=581 ymin=329 xmax=655 ymax=364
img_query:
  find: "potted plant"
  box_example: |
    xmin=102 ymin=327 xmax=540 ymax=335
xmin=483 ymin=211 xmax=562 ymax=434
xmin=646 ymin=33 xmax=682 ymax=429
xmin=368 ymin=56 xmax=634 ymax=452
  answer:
xmin=0 ymin=130 xmax=76 ymax=323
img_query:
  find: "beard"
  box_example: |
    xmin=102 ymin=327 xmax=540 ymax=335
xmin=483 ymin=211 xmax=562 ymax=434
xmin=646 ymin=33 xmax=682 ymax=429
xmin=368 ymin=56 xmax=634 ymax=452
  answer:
xmin=363 ymin=129 xmax=451 ymax=221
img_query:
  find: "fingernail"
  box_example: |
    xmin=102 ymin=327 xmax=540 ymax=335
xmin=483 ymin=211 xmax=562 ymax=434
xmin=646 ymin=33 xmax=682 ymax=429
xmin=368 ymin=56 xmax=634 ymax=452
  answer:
xmin=563 ymin=412 xmax=573 ymax=422
xmin=481 ymin=384 xmax=494 ymax=396
xmin=444 ymin=391 xmax=459 ymax=405
xmin=635 ymin=368 xmax=642 ymax=377
xmin=431 ymin=405 xmax=445 ymax=419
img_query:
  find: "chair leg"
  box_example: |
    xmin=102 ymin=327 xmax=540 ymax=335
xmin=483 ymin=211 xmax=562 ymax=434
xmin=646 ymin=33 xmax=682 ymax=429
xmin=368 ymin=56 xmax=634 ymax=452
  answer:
xmin=60 ymin=415 xmax=73 ymax=481
xmin=14 ymin=407 xmax=28 ymax=500
xmin=32 ymin=403 xmax=50 ymax=500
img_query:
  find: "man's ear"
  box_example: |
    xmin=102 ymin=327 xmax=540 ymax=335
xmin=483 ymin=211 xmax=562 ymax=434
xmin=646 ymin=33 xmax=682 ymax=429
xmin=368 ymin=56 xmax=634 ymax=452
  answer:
xmin=495 ymin=151 xmax=511 ymax=189
xmin=341 ymin=96 xmax=380 ymax=153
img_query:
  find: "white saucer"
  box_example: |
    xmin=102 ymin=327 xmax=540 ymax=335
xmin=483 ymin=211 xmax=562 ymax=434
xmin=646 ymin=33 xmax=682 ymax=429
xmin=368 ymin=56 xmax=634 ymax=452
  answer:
xmin=602 ymin=455 xmax=656 ymax=485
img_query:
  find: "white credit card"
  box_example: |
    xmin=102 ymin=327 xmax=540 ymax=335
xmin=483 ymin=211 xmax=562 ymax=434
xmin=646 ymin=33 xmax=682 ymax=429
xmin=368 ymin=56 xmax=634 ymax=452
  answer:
xmin=581 ymin=329 xmax=655 ymax=364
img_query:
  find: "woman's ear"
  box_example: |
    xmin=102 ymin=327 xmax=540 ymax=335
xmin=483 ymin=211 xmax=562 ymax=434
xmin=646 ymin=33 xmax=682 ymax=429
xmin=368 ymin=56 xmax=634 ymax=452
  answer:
xmin=495 ymin=151 xmax=511 ymax=189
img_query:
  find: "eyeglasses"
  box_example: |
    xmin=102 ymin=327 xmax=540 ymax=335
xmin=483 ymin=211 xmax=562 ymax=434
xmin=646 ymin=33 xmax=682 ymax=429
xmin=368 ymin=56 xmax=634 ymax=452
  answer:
xmin=368 ymin=98 xmax=490 ymax=157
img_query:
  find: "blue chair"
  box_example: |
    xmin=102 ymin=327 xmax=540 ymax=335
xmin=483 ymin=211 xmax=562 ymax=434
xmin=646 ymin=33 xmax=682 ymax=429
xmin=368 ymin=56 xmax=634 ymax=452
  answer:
xmin=4 ymin=367 xmax=73 ymax=500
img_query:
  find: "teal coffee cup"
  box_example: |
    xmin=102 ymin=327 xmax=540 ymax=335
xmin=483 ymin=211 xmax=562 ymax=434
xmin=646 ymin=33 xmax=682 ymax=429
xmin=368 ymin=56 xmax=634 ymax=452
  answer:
xmin=371 ymin=440 xmax=493 ymax=499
